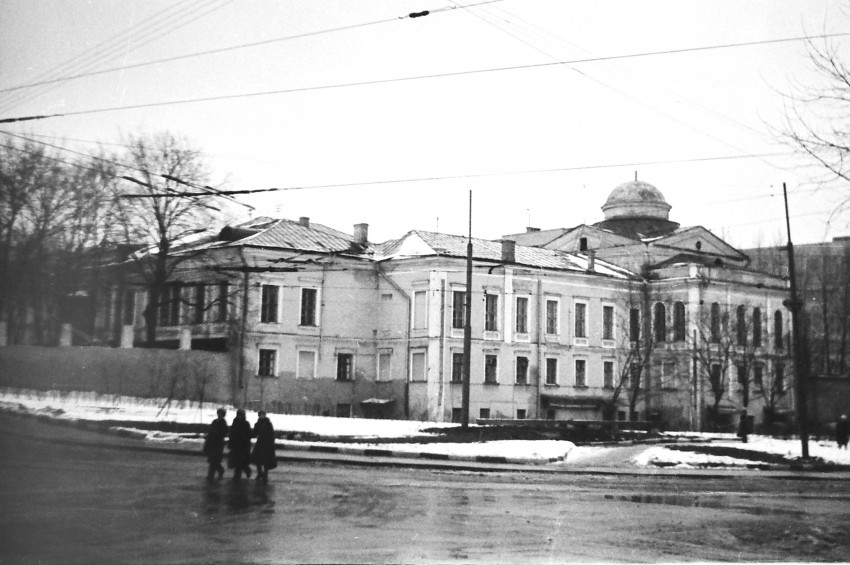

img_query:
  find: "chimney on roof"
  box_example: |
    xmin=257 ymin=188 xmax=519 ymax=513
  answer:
xmin=587 ymin=249 xmax=596 ymax=272
xmin=501 ymin=239 xmax=516 ymax=263
xmin=299 ymin=217 xmax=310 ymax=228
xmin=353 ymin=223 xmax=369 ymax=245
xmin=526 ymin=226 xmax=540 ymax=233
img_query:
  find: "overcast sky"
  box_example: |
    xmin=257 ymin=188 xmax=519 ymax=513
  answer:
xmin=1 ymin=0 xmax=848 ymax=246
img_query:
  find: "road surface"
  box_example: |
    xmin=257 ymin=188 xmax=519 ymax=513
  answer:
xmin=2 ymin=414 xmax=849 ymax=563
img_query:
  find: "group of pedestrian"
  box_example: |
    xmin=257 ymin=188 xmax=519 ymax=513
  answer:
xmin=203 ymin=408 xmax=278 ymax=482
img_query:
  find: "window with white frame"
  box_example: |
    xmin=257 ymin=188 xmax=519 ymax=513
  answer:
xmin=452 ymin=290 xmax=467 ymax=329
xmin=451 ymin=352 xmax=464 ymax=383
xmin=377 ymin=350 xmax=392 ymax=381
xmin=545 ymin=298 xmax=559 ymax=335
xmin=603 ymin=360 xmax=615 ymax=388
xmin=602 ymin=304 xmax=614 ymax=342
xmin=574 ymin=359 xmax=587 ymax=387
xmin=258 ymin=348 xmax=277 ymax=377
xmin=545 ymin=357 xmax=558 ymax=385
xmin=300 ymin=287 xmax=318 ymax=326
xmin=410 ymin=350 xmax=427 ymax=382
xmin=484 ymin=293 xmax=499 ymax=332
xmin=515 ymin=355 xmax=529 ymax=385
xmin=516 ymin=296 xmax=529 ymax=334
xmin=413 ymin=290 xmax=427 ymax=330
xmin=574 ymin=301 xmax=587 ymax=342
xmin=297 ymin=350 xmax=316 ymax=379
xmin=260 ymin=285 xmax=279 ymax=323
xmin=336 ymin=353 xmax=354 ymax=381
xmin=484 ymin=354 xmax=498 ymax=384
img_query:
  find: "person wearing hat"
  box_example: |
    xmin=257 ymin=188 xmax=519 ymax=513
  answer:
xmin=837 ymin=414 xmax=849 ymax=449
xmin=227 ymin=409 xmax=253 ymax=480
xmin=203 ymin=408 xmax=228 ymax=481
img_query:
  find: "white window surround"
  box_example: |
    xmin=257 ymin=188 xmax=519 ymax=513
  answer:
xmin=515 ymin=294 xmax=530 ymax=336
xmin=573 ymin=300 xmax=588 ymax=346
xmin=296 ymin=349 xmax=317 ymax=379
xmin=299 ymin=286 xmax=321 ymax=327
xmin=545 ymin=297 xmax=560 ymax=336
xmin=412 ymin=290 xmax=427 ymax=330
xmin=602 ymin=302 xmax=616 ymax=347
xmin=257 ymin=347 xmax=278 ymax=377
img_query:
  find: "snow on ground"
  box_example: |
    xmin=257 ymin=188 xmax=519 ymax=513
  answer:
xmin=3 ymin=387 xmax=850 ymax=467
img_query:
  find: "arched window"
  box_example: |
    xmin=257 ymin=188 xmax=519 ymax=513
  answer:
xmin=654 ymin=302 xmax=667 ymax=342
xmin=753 ymin=307 xmax=762 ymax=347
xmin=710 ymin=302 xmax=721 ymax=343
xmin=736 ymin=305 xmax=747 ymax=346
xmin=673 ymin=301 xmax=686 ymax=342
xmin=774 ymin=310 xmax=784 ymax=350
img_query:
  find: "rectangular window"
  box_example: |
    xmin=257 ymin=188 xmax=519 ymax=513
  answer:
xmin=575 ymin=359 xmax=586 ymax=387
xmin=413 ymin=290 xmax=427 ymax=329
xmin=545 ymin=358 xmax=558 ymax=385
xmin=574 ymin=302 xmax=587 ymax=338
xmin=602 ymin=305 xmax=614 ymax=340
xmin=516 ymin=409 xmax=527 ymax=420
xmin=484 ymin=354 xmax=498 ymax=384
xmin=754 ymin=365 xmax=763 ymax=387
xmin=516 ymin=296 xmax=529 ymax=334
xmin=753 ymin=308 xmax=762 ymax=347
xmin=300 ymin=288 xmax=318 ymax=326
xmin=710 ymin=363 xmax=722 ymax=391
xmin=215 ymin=283 xmax=228 ymax=322
xmin=260 ymin=285 xmax=279 ymax=323
xmin=774 ymin=364 xmax=784 ymax=391
xmin=451 ymin=352 xmax=464 ymax=383
xmin=193 ymin=284 xmax=205 ymax=324
xmin=737 ymin=364 xmax=746 ymax=386
xmin=122 ymin=289 xmax=135 ymax=326
xmin=452 ymin=291 xmax=467 ymax=329
xmin=297 ymin=350 xmax=316 ymax=379
xmin=378 ymin=351 xmax=391 ymax=381
xmin=337 ymin=353 xmax=354 ymax=381
xmin=663 ymin=361 xmax=677 ymax=389
xmin=515 ymin=356 xmax=529 ymax=385
xmin=258 ymin=349 xmax=277 ymax=377
xmin=485 ymin=293 xmax=499 ymax=331
xmin=673 ymin=302 xmax=686 ymax=342
xmin=546 ymin=299 xmax=559 ymax=335
xmin=411 ymin=351 xmax=427 ymax=382
xmin=479 ymin=408 xmax=491 ymax=420
xmin=157 ymin=283 xmax=181 ymax=327
xmin=629 ymin=308 xmax=640 ymax=342
xmin=603 ymin=361 xmax=614 ymax=388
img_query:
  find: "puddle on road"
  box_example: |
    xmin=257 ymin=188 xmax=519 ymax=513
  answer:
xmin=603 ymin=493 xmax=799 ymax=516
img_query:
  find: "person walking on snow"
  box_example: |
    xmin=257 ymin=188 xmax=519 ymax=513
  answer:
xmin=738 ymin=409 xmax=749 ymax=444
xmin=252 ymin=410 xmax=277 ymax=483
xmin=203 ymin=407 xmax=228 ymax=480
xmin=228 ymin=409 xmax=253 ymax=480
xmin=837 ymin=414 xmax=849 ymax=449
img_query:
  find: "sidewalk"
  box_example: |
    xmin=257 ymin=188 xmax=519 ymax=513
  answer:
xmin=9 ymin=408 xmax=850 ymax=480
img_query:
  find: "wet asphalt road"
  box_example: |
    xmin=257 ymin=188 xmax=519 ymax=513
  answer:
xmin=2 ymin=414 xmax=850 ymax=564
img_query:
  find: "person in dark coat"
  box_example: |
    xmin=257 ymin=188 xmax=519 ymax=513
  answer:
xmin=228 ymin=409 xmax=253 ymax=480
xmin=252 ymin=410 xmax=278 ymax=483
xmin=837 ymin=414 xmax=849 ymax=449
xmin=738 ymin=409 xmax=749 ymax=444
xmin=203 ymin=408 xmax=228 ymax=480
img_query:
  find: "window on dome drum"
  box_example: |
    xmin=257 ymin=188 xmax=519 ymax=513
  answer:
xmin=516 ymin=296 xmax=529 ymax=334
xmin=575 ymin=359 xmax=587 ymax=387
xmin=673 ymin=301 xmax=686 ymax=342
xmin=629 ymin=308 xmax=640 ymax=342
xmin=300 ymin=288 xmax=318 ymax=326
xmin=546 ymin=299 xmax=559 ymax=334
xmin=603 ymin=361 xmax=615 ymax=388
xmin=574 ymin=302 xmax=587 ymax=338
xmin=736 ymin=305 xmax=747 ymax=346
xmin=602 ymin=305 xmax=614 ymax=340
xmin=451 ymin=352 xmax=464 ymax=383
xmin=753 ymin=307 xmax=762 ymax=347
xmin=484 ymin=354 xmax=498 ymax=384
xmin=710 ymin=302 xmax=721 ymax=343
xmin=515 ymin=356 xmax=529 ymax=385
xmin=774 ymin=310 xmax=784 ymax=349
xmin=336 ymin=353 xmax=354 ymax=381
xmin=452 ymin=291 xmax=467 ymax=329
xmin=260 ymin=285 xmax=279 ymax=323
xmin=258 ymin=349 xmax=277 ymax=377
xmin=545 ymin=358 xmax=558 ymax=385
xmin=485 ymin=293 xmax=499 ymax=331
xmin=654 ymin=302 xmax=666 ymax=342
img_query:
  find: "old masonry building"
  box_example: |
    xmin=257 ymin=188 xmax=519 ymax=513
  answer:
xmin=102 ymin=180 xmax=794 ymax=430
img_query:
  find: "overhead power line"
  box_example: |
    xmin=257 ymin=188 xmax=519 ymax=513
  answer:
xmin=1 ymin=31 xmax=848 ymax=124
xmin=0 ymin=0 xmax=504 ymax=96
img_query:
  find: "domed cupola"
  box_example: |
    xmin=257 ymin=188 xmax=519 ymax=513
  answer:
xmin=594 ymin=179 xmax=679 ymax=238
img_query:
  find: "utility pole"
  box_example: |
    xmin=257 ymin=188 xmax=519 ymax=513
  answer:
xmin=461 ymin=191 xmax=473 ymax=429
xmin=783 ymin=182 xmax=810 ymax=458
